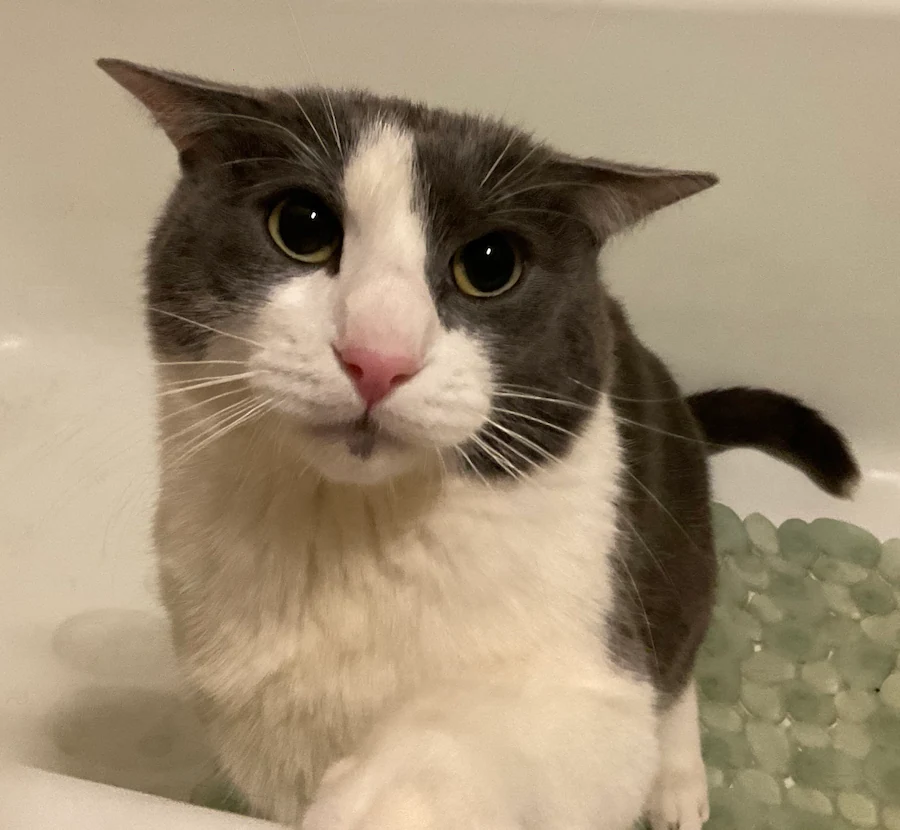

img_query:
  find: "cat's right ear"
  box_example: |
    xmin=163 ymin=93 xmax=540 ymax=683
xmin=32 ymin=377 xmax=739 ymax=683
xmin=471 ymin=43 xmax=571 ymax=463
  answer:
xmin=96 ymin=59 xmax=254 ymax=153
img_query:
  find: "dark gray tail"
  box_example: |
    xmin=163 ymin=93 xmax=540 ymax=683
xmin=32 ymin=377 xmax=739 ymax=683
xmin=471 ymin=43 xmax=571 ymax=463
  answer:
xmin=687 ymin=387 xmax=860 ymax=498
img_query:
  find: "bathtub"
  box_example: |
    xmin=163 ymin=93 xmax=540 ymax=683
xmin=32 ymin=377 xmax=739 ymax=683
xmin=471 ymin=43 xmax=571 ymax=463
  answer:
xmin=1 ymin=0 xmax=898 ymax=826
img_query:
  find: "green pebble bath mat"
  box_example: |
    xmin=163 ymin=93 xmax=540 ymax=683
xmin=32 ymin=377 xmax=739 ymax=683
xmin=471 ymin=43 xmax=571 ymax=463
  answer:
xmin=700 ymin=505 xmax=900 ymax=830
xmin=193 ymin=504 xmax=900 ymax=829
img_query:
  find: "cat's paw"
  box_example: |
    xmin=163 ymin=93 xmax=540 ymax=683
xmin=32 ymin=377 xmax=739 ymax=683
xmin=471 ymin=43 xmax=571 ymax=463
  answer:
xmin=647 ymin=762 xmax=709 ymax=830
xmin=301 ymin=731 xmax=518 ymax=830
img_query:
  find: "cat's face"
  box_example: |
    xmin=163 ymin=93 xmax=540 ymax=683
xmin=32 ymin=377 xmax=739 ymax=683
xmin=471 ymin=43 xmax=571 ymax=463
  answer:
xmin=101 ymin=60 xmax=715 ymax=486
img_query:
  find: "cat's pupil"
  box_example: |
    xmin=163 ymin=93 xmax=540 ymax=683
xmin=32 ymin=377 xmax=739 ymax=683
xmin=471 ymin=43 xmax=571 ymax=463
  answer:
xmin=460 ymin=233 xmax=517 ymax=294
xmin=278 ymin=192 xmax=338 ymax=255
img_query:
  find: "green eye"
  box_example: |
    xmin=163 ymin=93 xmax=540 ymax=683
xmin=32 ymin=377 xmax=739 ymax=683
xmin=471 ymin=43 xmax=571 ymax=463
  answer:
xmin=268 ymin=191 xmax=341 ymax=264
xmin=452 ymin=232 xmax=523 ymax=298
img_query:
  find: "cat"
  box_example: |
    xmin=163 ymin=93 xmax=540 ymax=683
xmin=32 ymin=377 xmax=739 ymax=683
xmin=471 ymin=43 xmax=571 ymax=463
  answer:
xmin=99 ymin=59 xmax=859 ymax=830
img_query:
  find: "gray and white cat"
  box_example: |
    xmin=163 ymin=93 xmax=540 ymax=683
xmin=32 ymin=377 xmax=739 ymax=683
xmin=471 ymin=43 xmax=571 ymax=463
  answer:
xmin=100 ymin=59 xmax=859 ymax=830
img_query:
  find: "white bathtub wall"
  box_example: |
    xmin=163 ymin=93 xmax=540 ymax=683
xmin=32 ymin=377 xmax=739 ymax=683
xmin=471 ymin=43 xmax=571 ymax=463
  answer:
xmin=466 ymin=0 xmax=900 ymax=8
xmin=1 ymin=0 xmax=899 ymax=815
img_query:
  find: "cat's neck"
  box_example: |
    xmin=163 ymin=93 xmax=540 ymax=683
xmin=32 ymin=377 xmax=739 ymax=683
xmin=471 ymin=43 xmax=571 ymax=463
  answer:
xmin=160 ymin=419 xmax=452 ymax=533
xmin=158 ymin=398 xmax=621 ymax=552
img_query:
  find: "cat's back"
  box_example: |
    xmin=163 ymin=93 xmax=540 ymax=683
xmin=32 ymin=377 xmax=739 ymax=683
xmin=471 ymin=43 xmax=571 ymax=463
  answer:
xmin=603 ymin=297 xmax=717 ymax=699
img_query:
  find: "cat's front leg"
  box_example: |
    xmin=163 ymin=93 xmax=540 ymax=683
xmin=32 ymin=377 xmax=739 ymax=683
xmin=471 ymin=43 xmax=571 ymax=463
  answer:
xmin=302 ymin=679 xmax=659 ymax=830
xmin=301 ymin=730 xmax=520 ymax=830
xmin=647 ymin=681 xmax=709 ymax=830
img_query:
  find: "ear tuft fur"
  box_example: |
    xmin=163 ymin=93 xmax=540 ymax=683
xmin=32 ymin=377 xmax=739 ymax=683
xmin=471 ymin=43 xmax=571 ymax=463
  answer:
xmin=551 ymin=154 xmax=718 ymax=238
xmin=97 ymin=58 xmax=255 ymax=152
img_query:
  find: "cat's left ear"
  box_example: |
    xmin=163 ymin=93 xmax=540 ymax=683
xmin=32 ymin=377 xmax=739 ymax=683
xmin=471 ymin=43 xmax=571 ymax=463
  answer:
xmin=97 ymin=58 xmax=258 ymax=154
xmin=550 ymin=154 xmax=718 ymax=239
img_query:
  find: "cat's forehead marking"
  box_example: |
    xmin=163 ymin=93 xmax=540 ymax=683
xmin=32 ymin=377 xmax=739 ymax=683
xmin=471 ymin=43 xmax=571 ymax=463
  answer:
xmin=335 ymin=119 xmax=437 ymax=357
xmin=341 ymin=119 xmax=424 ymax=262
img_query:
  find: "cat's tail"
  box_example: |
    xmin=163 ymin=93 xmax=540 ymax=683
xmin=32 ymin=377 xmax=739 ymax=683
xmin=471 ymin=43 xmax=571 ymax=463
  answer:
xmin=686 ymin=386 xmax=861 ymax=498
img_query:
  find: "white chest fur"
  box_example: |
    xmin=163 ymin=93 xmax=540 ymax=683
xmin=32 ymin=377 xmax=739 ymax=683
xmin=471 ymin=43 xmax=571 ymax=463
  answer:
xmin=155 ymin=402 xmax=628 ymax=821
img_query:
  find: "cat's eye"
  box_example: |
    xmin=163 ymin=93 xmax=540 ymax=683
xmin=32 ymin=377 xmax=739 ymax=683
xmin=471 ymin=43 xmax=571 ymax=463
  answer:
xmin=267 ymin=191 xmax=341 ymax=264
xmin=452 ymin=232 xmax=523 ymax=298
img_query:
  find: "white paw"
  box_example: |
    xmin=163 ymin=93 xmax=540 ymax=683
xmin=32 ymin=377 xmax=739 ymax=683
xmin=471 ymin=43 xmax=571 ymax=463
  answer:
xmin=301 ymin=731 xmax=518 ymax=830
xmin=647 ymin=762 xmax=710 ymax=830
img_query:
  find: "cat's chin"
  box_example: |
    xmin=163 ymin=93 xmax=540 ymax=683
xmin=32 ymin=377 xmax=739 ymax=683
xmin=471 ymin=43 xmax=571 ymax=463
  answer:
xmin=311 ymin=442 xmax=421 ymax=486
xmin=264 ymin=407 xmax=451 ymax=486
xmin=280 ymin=422 xmax=428 ymax=486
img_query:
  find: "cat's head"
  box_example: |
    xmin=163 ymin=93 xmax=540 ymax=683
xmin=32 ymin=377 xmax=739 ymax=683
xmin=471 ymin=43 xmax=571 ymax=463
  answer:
xmin=100 ymin=59 xmax=715 ymax=486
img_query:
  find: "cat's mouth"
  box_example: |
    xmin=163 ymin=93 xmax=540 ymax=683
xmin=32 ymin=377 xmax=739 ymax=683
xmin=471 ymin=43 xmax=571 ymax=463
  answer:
xmin=308 ymin=414 xmax=405 ymax=460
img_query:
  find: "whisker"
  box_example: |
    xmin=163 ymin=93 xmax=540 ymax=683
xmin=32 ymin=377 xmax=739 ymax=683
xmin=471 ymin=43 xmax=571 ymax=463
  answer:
xmin=471 ymin=433 xmax=523 ymax=481
xmin=488 ymin=143 xmax=542 ymax=195
xmin=165 ymin=398 xmax=260 ymax=458
xmin=157 ymin=373 xmax=255 ymax=397
xmin=619 ymin=514 xmax=675 ymax=589
xmin=162 ymin=397 xmax=255 ymax=446
xmin=172 ymin=399 xmax=272 ymax=469
xmin=498 ymin=399 xmax=702 ymax=547
xmin=494 ymin=180 xmax=579 ymax=202
xmin=160 ymin=371 xmax=253 ymax=388
xmin=485 ymin=418 xmax=565 ymax=468
xmin=567 ymin=377 xmax=684 ymax=404
xmin=218 ymin=156 xmax=306 ymax=169
xmin=164 ymin=401 xmax=250 ymax=462
xmin=489 ymin=416 xmax=688 ymax=573
xmin=494 ymin=390 xmax=592 ymax=411
xmin=153 ymin=359 xmax=247 ymax=368
xmin=325 ymin=98 xmax=343 ymax=160
xmin=619 ymin=556 xmax=661 ymax=676
xmin=624 ymin=470 xmax=699 ymax=549
xmin=283 ymin=0 xmax=343 ymax=161
xmin=483 ymin=427 xmax=540 ymax=472
xmin=159 ymin=387 xmax=249 ymax=423
xmin=492 ymin=407 xmax=579 ymax=440
xmin=453 ymin=445 xmax=492 ymax=489
xmin=286 ymin=90 xmax=332 ymax=161
xmin=186 ymin=110 xmax=320 ymax=163
xmin=496 ymin=386 xmax=712 ymax=444
xmin=496 ymin=382 xmax=596 ymax=398
xmin=480 ymin=431 xmax=553 ymax=494
xmin=148 ymin=307 xmax=264 ymax=348
xmin=480 ymin=132 xmax=516 ymax=189
xmin=433 ymin=446 xmax=450 ymax=489
xmin=614 ymin=416 xmax=710 ymax=447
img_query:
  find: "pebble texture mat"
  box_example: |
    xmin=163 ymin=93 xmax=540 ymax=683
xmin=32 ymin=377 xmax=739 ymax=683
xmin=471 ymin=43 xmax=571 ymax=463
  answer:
xmin=699 ymin=506 xmax=900 ymax=830
xmin=194 ymin=505 xmax=900 ymax=828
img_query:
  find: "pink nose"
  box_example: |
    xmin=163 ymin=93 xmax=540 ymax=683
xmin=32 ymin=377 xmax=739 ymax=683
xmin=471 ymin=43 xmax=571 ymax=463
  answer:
xmin=335 ymin=346 xmax=422 ymax=407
